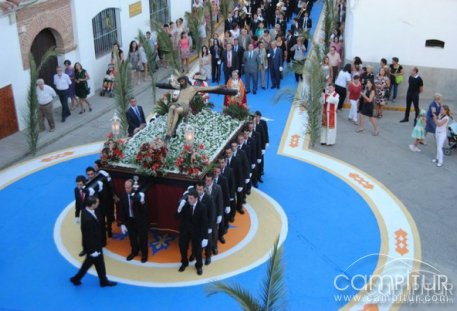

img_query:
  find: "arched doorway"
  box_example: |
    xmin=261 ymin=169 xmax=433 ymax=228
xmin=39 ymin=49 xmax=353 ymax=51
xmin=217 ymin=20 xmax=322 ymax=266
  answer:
xmin=30 ymin=29 xmax=58 ymax=86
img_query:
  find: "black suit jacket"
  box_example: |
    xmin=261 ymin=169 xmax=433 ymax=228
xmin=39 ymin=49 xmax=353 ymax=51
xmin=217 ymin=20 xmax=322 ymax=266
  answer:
xmin=221 ymin=165 xmax=236 ymax=200
xmin=234 ymin=148 xmax=250 ymax=181
xmin=232 ymin=45 xmax=244 ymax=72
xmin=199 ymin=193 xmax=214 ymax=230
xmin=215 ymin=175 xmax=230 ymax=209
xmin=120 ymin=192 xmax=149 ymax=228
xmin=80 ymin=209 xmax=104 ymax=254
xmin=222 ymin=49 xmax=239 ymax=73
xmin=176 ymin=201 xmax=208 ymax=241
xmin=126 ymin=105 xmax=146 ymax=136
xmin=227 ymin=155 xmax=243 ymax=188
xmin=74 ymin=187 xmax=85 ymax=218
xmin=210 ymin=44 xmax=222 ymax=61
xmin=259 ymin=119 xmax=269 ymax=144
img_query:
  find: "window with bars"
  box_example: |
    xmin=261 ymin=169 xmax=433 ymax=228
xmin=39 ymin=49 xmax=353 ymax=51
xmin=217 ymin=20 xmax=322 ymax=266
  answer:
xmin=150 ymin=0 xmax=169 ymax=26
xmin=92 ymin=8 xmax=121 ymax=58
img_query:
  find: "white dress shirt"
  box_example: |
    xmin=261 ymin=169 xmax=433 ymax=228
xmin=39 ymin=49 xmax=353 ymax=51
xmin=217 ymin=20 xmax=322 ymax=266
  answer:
xmin=53 ymin=73 xmax=72 ymax=91
xmin=36 ymin=85 xmax=56 ymax=105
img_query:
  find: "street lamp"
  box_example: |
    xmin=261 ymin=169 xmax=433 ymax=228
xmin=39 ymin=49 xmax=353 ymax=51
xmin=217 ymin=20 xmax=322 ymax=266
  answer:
xmin=184 ymin=124 xmax=195 ymax=145
xmin=111 ymin=112 xmax=121 ymax=137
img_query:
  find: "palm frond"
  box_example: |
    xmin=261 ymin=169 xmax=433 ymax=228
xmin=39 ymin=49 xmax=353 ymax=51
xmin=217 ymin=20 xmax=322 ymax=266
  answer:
xmin=206 ymin=282 xmax=261 ymax=311
xmin=204 ymin=0 xmax=215 ymax=39
xmin=113 ymin=53 xmax=133 ymax=137
xmin=323 ymin=0 xmax=337 ymax=54
xmin=260 ymin=238 xmax=286 ymax=311
xmin=185 ymin=11 xmax=202 ymax=54
xmin=138 ymin=29 xmax=158 ymax=104
xmin=152 ymin=19 xmax=181 ymax=72
xmin=23 ymin=48 xmax=58 ymax=155
xmin=272 ymin=87 xmax=303 ymax=107
xmin=220 ymin=0 xmax=230 ymax=21
xmin=306 ymin=45 xmax=325 ymax=148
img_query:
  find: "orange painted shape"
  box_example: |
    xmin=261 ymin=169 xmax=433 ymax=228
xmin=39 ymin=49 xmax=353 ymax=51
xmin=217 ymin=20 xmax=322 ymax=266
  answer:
xmin=363 ymin=304 xmax=379 ymax=311
xmin=289 ymin=134 xmax=300 ymax=148
xmin=41 ymin=151 xmax=74 ymax=162
xmin=394 ymin=229 xmax=409 ymax=256
xmin=349 ymin=173 xmax=374 ymax=190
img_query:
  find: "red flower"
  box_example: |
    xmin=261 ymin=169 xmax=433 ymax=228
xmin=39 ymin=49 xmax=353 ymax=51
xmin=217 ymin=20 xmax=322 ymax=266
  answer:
xmin=198 ymin=144 xmax=204 ymax=150
xmin=106 ymin=132 xmax=113 ymax=139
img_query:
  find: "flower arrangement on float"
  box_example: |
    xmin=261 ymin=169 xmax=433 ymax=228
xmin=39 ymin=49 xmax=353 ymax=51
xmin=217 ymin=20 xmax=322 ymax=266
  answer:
xmin=100 ymin=133 xmax=126 ymax=164
xmin=134 ymin=137 xmax=168 ymax=176
xmin=175 ymin=143 xmax=209 ymax=178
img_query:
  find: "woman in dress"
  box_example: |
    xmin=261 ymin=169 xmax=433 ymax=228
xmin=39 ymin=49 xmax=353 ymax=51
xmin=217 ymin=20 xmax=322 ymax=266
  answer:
xmin=199 ymin=45 xmax=212 ymax=79
xmin=432 ymin=105 xmax=451 ymax=167
xmin=321 ymin=55 xmax=333 ymax=86
xmin=74 ymin=62 xmax=92 ymax=113
xmin=128 ymin=40 xmax=141 ymax=85
xmin=321 ymin=83 xmax=340 ymax=146
xmin=178 ymin=32 xmax=191 ymax=73
xmin=347 ymin=74 xmax=362 ymax=124
xmin=63 ymin=59 xmax=78 ymax=111
xmin=374 ymin=67 xmax=390 ymax=118
xmin=357 ymin=79 xmax=379 ymax=135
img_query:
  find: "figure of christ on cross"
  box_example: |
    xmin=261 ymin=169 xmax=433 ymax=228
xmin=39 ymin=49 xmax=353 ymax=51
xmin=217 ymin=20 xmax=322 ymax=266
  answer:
xmin=156 ymin=76 xmax=237 ymax=140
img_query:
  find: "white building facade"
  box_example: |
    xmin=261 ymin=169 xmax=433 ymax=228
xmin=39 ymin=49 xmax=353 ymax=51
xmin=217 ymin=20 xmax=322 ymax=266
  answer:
xmin=0 ymin=0 xmax=190 ymax=138
xmin=344 ymin=0 xmax=457 ymax=100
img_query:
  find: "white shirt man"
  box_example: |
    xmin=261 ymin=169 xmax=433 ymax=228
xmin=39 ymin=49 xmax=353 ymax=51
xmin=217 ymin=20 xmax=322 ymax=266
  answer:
xmin=36 ymin=78 xmax=56 ymax=132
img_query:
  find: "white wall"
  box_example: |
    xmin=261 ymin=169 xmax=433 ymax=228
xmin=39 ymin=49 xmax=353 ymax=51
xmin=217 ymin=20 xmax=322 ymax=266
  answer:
xmin=170 ymin=0 xmax=191 ymax=23
xmin=345 ymin=0 xmax=457 ymax=69
xmin=72 ymin=0 xmax=151 ymax=93
xmin=0 ymin=15 xmax=30 ymax=130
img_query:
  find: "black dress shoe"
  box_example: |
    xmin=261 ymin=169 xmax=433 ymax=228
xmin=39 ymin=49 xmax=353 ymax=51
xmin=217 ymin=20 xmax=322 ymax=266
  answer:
xmin=61 ymin=117 xmax=66 ymax=122
xmin=400 ymin=119 xmax=409 ymax=123
xmin=246 ymin=90 xmax=251 ymax=94
xmin=271 ymin=85 xmax=276 ymax=89
xmin=238 ymin=209 xmax=245 ymax=214
xmin=70 ymin=277 xmax=81 ymax=286
xmin=126 ymin=253 xmax=138 ymax=261
xmin=219 ymin=236 xmax=226 ymax=244
xmin=107 ymin=231 xmax=113 ymax=238
xmin=258 ymin=178 xmax=264 ymax=183
xmin=189 ymin=254 xmax=195 ymax=261
xmin=212 ymin=248 xmax=218 ymax=255
xmin=262 ymin=86 xmax=266 ymax=90
xmin=205 ymin=257 xmax=211 ymax=265
xmin=197 ymin=268 xmax=203 ymax=275
xmin=78 ymin=250 xmax=86 ymax=257
xmin=229 ymin=217 xmax=235 ymax=223
xmin=179 ymin=264 xmax=188 ymax=272
xmin=100 ymin=280 xmax=117 ymax=287
xmin=141 ymin=256 xmax=148 ymax=263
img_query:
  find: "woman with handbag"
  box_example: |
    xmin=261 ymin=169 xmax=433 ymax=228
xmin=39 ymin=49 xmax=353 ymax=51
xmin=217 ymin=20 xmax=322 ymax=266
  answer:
xmin=74 ymin=62 xmax=92 ymax=113
xmin=389 ymin=57 xmax=403 ymax=103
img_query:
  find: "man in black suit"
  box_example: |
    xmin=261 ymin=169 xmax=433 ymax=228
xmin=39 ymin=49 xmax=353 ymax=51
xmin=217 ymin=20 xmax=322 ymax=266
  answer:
xmin=232 ymin=39 xmax=244 ymax=76
xmin=231 ymin=140 xmax=250 ymax=214
xmin=94 ymin=160 xmax=116 ymax=238
xmin=205 ymin=173 xmax=223 ymax=255
xmin=268 ymin=41 xmax=283 ymax=89
xmin=213 ymin=166 xmax=230 ymax=243
xmin=74 ymin=175 xmax=87 ymax=224
xmin=225 ymin=145 xmax=243 ymax=221
xmin=120 ymin=179 xmax=149 ymax=263
xmin=194 ymin=181 xmax=213 ymax=265
xmin=70 ymin=196 xmax=117 ymax=287
xmin=255 ymin=111 xmax=269 ymax=180
xmin=218 ymin=157 xmax=236 ymax=224
xmin=85 ymin=166 xmax=107 ymax=246
xmin=126 ymin=96 xmax=146 ymax=137
xmin=176 ymin=189 xmax=208 ymax=275
xmin=221 ymin=43 xmax=238 ymax=84
xmin=300 ymin=11 xmax=312 ymax=49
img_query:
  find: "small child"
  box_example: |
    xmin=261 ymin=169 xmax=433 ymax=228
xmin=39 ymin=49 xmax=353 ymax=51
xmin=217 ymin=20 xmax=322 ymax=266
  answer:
xmin=101 ymin=65 xmax=115 ymax=97
xmin=409 ymin=109 xmax=426 ymax=152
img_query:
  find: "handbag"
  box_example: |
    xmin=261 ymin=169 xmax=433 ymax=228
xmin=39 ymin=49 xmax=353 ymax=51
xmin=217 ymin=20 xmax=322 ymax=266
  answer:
xmin=85 ymin=83 xmax=91 ymax=95
xmin=395 ymin=74 xmax=403 ymax=84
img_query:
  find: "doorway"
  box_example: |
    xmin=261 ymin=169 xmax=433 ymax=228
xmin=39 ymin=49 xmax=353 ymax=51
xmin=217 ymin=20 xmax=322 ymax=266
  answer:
xmin=30 ymin=28 xmax=58 ymax=86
